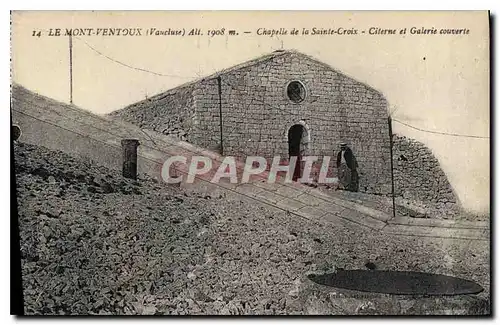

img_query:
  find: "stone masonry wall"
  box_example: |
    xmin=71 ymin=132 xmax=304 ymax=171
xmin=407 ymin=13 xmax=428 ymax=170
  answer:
xmin=108 ymin=83 xmax=196 ymax=142
xmin=109 ymin=51 xmax=392 ymax=194
xmin=392 ymin=134 xmax=458 ymax=207
xmin=191 ymin=51 xmax=392 ymax=194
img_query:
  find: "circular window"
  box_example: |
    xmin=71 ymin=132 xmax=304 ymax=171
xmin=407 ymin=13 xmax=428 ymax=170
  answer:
xmin=286 ymin=81 xmax=306 ymax=103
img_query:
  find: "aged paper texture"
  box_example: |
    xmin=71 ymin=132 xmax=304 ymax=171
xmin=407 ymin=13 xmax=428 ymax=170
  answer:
xmin=11 ymin=11 xmax=490 ymax=315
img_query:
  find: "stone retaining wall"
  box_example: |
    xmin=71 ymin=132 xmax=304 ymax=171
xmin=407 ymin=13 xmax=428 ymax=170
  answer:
xmin=393 ymin=134 xmax=458 ymax=208
xmin=109 ymin=83 xmax=196 ymax=142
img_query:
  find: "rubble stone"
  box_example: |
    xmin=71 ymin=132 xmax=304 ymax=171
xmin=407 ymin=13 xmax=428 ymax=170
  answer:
xmin=392 ymin=134 xmax=462 ymax=217
xmin=14 ymin=142 xmax=489 ymax=315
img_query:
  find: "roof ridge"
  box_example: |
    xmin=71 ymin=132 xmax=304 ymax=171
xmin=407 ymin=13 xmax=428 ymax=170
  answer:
xmin=111 ymin=50 xmax=300 ymax=112
xmin=111 ymin=49 xmax=384 ymax=113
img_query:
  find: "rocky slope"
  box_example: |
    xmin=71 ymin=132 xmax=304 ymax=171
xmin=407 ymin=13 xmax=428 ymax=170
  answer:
xmin=14 ymin=142 xmax=490 ymax=315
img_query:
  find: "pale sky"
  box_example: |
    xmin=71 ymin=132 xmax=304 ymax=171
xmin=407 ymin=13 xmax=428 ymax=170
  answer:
xmin=11 ymin=11 xmax=490 ymax=213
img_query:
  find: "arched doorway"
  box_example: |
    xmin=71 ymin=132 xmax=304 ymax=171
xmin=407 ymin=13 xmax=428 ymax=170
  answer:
xmin=288 ymin=124 xmax=307 ymax=181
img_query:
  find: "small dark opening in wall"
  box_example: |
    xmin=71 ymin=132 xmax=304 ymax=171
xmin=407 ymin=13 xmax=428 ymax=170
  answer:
xmin=399 ymin=154 xmax=408 ymax=161
xmin=12 ymin=125 xmax=21 ymax=141
xmin=287 ymin=81 xmax=306 ymax=103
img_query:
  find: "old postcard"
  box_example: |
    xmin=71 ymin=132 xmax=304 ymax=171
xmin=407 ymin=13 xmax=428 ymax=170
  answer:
xmin=10 ymin=11 xmax=490 ymax=316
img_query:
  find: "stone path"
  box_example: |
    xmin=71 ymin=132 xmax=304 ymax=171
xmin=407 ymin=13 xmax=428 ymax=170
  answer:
xmin=12 ymin=85 xmax=489 ymax=241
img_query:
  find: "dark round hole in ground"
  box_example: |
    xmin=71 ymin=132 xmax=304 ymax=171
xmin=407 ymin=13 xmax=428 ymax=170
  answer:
xmin=308 ymin=270 xmax=483 ymax=296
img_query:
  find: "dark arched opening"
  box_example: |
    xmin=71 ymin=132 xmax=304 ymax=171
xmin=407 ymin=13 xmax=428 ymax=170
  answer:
xmin=288 ymin=124 xmax=305 ymax=181
xmin=12 ymin=125 xmax=21 ymax=141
